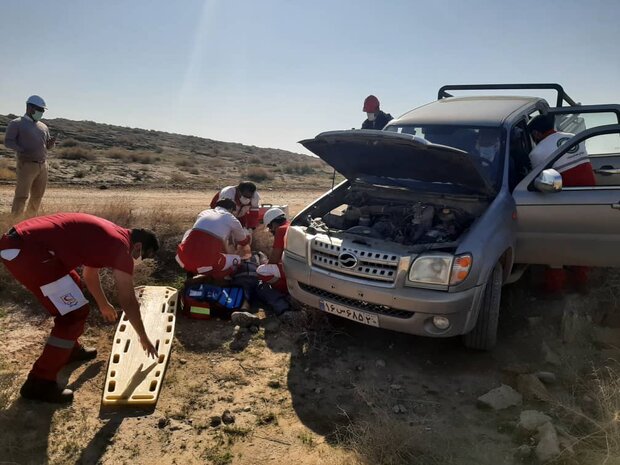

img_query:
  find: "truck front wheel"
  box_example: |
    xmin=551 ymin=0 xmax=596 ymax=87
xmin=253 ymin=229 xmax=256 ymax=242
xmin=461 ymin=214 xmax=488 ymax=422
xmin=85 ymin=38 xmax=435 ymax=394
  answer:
xmin=462 ymin=262 xmax=503 ymax=350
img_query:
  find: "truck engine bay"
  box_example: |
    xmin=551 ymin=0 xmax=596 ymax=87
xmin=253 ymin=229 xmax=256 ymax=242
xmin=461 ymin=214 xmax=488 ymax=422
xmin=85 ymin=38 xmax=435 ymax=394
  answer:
xmin=305 ymin=189 xmax=479 ymax=247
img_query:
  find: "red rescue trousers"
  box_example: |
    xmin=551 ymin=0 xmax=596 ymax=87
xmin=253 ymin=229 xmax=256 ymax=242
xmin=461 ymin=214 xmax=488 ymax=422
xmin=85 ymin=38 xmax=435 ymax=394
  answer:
xmin=0 ymin=232 xmax=89 ymax=381
xmin=544 ymin=162 xmax=595 ymax=293
xmin=176 ymin=229 xmax=240 ymax=279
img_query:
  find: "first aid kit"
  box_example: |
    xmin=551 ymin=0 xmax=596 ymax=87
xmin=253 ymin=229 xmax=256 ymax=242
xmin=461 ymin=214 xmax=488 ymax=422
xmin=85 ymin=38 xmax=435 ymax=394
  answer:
xmin=182 ymin=283 xmax=244 ymax=320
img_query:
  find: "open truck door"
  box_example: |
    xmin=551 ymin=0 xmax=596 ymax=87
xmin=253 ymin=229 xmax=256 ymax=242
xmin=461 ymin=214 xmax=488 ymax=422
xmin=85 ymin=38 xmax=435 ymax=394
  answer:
xmin=513 ymin=122 xmax=620 ymax=267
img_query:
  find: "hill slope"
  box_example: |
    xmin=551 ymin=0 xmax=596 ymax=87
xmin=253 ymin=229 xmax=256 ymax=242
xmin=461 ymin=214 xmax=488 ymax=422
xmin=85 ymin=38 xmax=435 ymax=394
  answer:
xmin=0 ymin=115 xmax=336 ymax=189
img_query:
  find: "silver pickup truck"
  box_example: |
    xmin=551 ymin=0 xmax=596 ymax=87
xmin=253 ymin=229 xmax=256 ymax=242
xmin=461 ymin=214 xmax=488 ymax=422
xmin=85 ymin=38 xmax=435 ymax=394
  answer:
xmin=283 ymin=83 xmax=620 ymax=350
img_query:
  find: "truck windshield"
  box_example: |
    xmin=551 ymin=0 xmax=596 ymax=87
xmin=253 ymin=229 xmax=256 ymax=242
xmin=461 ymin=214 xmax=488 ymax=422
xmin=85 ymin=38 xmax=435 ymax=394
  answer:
xmin=385 ymin=124 xmax=505 ymax=188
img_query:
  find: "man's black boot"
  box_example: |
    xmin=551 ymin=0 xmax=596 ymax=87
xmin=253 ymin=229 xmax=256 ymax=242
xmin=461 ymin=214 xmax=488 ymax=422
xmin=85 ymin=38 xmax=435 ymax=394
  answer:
xmin=69 ymin=345 xmax=98 ymax=362
xmin=20 ymin=377 xmax=74 ymax=404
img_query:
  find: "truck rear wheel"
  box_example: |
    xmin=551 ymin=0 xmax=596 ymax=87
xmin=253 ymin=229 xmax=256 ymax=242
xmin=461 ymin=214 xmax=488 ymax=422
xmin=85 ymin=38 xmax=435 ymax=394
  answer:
xmin=462 ymin=262 xmax=502 ymax=350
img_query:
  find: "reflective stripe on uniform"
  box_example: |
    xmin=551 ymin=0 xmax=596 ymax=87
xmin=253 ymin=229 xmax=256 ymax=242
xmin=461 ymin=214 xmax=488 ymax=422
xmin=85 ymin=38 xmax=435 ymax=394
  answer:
xmin=0 ymin=248 xmax=21 ymax=261
xmin=47 ymin=335 xmax=75 ymax=349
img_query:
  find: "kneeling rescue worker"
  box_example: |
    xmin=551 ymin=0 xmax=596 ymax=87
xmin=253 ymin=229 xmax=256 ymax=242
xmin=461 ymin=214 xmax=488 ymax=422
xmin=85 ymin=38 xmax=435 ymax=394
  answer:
xmin=176 ymin=198 xmax=252 ymax=279
xmin=0 ymin=213 xmax=160 ymax=403
xmin=257 ymin=207 xmax=289 ymax=294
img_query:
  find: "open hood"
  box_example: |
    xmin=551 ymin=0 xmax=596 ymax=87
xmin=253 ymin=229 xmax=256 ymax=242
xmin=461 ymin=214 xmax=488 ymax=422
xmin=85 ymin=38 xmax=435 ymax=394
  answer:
xmin=300 ymin=130 xmax=495 ymax=196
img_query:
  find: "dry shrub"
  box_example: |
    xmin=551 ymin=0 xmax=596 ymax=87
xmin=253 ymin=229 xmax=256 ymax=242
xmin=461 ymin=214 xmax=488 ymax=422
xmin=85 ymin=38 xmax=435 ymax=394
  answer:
xmin=170 ymin=172 xmax=187 ymax=183
xmin=105 ymin=148 xmax=132 ymax=160
xmin=559 ymin=363 xmax=620 ymax=463
xmin=0 ymin=159 xmax=16 ymax=181
xmin=57 ymin=146 xmax=95 ymax=161
xmin=283 ymin=162 xmax=319 ymax=175
xmin=203 ymin=158 xmax=225 ymax=167
xmin=334 ymin=411 xmax=426 ymax=465
xmin=245 ymin=166 xmax=273 ymax=182
xmin=175 ymin=159 xmax=193 ymax=167
xmin=251 ymin=226 xmax=274 ymax=257
xmin=130 ymin=152 xmax=157 ymax=164
xmin=104 ymin=149 xmax=157 ymax=163
xmin=60 ymin=138 xmax=80 ymax=147
xmin=90 ymin=198 xmax=135 ymax=226
xmin=592 ymin=269 xmax=620 ymax=306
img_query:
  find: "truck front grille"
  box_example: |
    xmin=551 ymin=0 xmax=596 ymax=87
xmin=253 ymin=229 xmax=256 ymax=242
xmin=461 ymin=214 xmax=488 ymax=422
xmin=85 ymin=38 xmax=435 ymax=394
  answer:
xmin=298 ymin=283 xmax=414 ymax=319
xmin=311 ymin=237 xmax=400 ymax=283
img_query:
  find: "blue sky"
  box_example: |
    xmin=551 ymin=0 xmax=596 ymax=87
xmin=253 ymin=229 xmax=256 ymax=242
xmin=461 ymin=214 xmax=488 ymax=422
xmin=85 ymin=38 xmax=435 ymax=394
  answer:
xmin=1 ymin=0 xmax=619 ymax=154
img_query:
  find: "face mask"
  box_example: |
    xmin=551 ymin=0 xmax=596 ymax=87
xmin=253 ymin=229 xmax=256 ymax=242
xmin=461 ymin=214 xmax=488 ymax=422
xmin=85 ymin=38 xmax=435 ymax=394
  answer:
xmin=478 ymin=144 xmax=498 ymax=162
xmin=32 ymin=111 xmax=44 ymax=122
xmin=367 ymin=112 xmax=376 ymax=122
xmin=239 ymin=196 xmax=251 ymax=205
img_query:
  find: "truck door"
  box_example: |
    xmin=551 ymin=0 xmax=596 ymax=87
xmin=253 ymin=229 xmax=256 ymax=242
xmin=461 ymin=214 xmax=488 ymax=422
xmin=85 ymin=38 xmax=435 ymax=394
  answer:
xmin=514 ymin=124 xmax=620 ymax=267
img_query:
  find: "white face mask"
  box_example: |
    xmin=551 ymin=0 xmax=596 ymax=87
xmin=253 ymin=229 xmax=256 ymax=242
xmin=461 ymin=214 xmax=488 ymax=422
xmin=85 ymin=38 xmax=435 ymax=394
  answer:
xmin=239 ymin=196 xmax=251 ymax=205
xmin=32 ymin=111 xmax=44 ymax=122
xmin=366 ymin=112 xmax=376 ymax=122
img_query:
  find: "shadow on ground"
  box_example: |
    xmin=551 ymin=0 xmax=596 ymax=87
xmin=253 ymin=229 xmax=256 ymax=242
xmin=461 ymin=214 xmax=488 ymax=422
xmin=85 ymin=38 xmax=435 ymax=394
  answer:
xmin=0 ymin=361 xmax=103 ymax=465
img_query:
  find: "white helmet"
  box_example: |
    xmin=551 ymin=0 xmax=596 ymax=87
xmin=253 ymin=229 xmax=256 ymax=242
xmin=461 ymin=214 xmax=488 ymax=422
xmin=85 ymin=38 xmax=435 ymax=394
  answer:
xmin=263 ymin=207 xmax=286 ymax=227
xmin=26 ymin=95 xmax=47 ymax=109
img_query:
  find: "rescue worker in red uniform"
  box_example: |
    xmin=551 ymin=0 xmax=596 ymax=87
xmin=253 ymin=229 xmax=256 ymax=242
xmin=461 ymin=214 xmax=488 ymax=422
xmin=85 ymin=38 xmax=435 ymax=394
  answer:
xmin=176 ymin=199 xmax=251 ymax=279
xmin=209 ymin=181 xmax=260 ymax=229
xmin=528 ymin=114 xmax=596 ymax=294
xmin=361 ymin=95 xmax=393 ymax=130
xmin=256 ymin=207 xmax=289 ymax=294
xmin=0 ymin=213 xmax=159 ymax=403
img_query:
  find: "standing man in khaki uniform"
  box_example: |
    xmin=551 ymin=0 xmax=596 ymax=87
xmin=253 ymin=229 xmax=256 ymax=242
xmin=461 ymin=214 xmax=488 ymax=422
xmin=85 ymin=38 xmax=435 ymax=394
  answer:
xmin=4 ymin=95 xmax=56 ymax=215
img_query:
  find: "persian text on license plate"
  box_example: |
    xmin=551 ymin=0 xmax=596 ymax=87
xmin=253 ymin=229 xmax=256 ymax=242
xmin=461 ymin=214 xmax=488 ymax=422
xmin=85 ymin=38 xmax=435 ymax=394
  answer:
xmin=319 ymin=300 xmax=379 ymax=327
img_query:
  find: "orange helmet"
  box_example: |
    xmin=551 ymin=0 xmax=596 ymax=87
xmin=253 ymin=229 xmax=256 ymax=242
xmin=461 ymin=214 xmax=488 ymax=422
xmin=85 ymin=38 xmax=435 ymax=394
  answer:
xmin=363 ymin=95 xmax=380 ymax=112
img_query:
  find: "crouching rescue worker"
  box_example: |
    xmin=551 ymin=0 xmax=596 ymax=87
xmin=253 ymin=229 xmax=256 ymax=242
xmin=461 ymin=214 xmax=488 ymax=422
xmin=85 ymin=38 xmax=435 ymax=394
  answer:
xmin=176 ymin=198 xmax=251 ymax=279
xmin=257 ymin=207 xmax=289 ymax=294
xmin=0 ymin=213 xmax=160 ymax=403
xmin=210 ymin=181 xmax=261 ymax=229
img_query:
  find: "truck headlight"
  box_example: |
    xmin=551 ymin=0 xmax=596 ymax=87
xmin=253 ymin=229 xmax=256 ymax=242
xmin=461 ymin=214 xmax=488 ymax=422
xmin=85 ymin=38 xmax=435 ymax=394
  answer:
xmin=408 ymin=253 xmax=473 ymax=286
xmin=284 ymin=226 xmax=307 ymax=259
xmin=408 ymin=254 xmax=453 ymax=285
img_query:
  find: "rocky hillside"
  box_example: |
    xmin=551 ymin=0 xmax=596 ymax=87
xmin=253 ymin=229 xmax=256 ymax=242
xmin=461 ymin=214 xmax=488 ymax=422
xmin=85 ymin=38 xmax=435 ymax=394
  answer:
xmin=0 ymin=115 xmax=336 ymax=189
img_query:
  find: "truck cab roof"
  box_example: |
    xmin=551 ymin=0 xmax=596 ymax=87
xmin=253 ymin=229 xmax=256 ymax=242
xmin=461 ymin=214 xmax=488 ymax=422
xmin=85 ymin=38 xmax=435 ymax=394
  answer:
xmin=390 ymin=96 xmax=545 ymax=128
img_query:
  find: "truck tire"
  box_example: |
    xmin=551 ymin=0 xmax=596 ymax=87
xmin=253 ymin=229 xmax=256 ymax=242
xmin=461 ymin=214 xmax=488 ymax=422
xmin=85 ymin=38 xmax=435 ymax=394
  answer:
xmin=462 ymin=262 xmax=503 ymax=351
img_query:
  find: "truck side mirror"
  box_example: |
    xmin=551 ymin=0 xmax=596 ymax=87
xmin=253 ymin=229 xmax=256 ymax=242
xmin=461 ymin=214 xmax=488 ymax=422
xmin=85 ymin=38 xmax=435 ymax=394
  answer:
xmin=534 ymin=169 xmax=562 ymax=193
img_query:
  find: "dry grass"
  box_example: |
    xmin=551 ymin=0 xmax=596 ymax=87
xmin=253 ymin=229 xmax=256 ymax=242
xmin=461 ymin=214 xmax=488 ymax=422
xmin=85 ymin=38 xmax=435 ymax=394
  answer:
xmin=245 ymin=166 xmax=273 ymax=182
xmin=169 ymin=172 xmax=187 ymax=183
xmin=60 ymin=138 xmax=80 ymax=147
xmin=555 ymin=363 xmax=620 ymax=464
xmin=175 ymin=159 xmax=193 ymax=168
xmin=0 ymin=159 xmax=16 ymax=181
xmin=57 ymin=146 xmax=96 ymax=161
xmin=592 ymin=269 xmax=620 ymax=307
xmin=104 ymin=148 xmax=159 ymax=164
xmin=282 ymin=162 xmax=320 ymax=175
xmin=333 ymin=410 xmax=438 ymax=465
xmin=0 ymin=362 xmax=17 ymax=411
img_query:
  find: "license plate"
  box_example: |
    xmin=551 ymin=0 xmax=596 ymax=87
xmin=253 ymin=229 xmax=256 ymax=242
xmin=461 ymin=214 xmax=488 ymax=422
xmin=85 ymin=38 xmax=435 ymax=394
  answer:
xmin=319 ymin=300 xmax=379 ymax=327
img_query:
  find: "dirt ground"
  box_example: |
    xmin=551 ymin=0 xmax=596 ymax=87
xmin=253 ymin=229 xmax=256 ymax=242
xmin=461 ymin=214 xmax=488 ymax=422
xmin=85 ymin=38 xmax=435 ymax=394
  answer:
xmin=0 ymin=187 xmax=618 ymax=465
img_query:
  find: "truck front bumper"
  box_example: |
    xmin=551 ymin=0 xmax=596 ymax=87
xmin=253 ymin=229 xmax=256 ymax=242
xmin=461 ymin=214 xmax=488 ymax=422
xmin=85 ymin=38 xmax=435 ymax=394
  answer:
xmin=284 ymin=255 xmax=485 ymax=338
